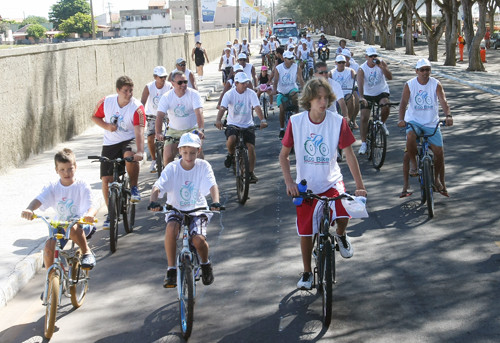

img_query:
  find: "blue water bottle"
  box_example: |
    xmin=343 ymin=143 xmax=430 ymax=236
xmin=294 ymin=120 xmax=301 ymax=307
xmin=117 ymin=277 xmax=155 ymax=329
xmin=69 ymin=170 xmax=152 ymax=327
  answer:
xmin=293 ymin=179 xmax=308 ymax=206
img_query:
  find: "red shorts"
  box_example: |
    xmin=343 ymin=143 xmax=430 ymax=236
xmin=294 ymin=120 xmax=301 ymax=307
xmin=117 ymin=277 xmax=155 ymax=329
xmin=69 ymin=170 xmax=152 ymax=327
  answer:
xmin=295 ymin=182 xmax=349 ymax=236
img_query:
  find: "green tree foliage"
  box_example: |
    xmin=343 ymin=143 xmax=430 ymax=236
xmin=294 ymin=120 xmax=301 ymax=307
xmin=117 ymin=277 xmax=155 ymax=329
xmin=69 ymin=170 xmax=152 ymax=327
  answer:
xmin=49 ymin=0 xmax=91 ymax=29
xmin=20 ymin=16 xmax=49 ymax=27
xmin=26 ymin=24 xmax=47 ymax=40
xmin=59 ymin=12 xmax=95 ymax=35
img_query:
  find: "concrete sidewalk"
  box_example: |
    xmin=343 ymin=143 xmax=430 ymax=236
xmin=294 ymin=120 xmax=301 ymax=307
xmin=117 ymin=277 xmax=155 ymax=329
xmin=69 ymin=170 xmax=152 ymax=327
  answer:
xmin=0 ymin=54 xmax=229 ymax=308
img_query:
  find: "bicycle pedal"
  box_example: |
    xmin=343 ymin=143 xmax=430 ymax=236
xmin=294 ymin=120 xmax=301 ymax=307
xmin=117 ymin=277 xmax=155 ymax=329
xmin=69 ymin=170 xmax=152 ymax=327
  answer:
xmin=164 ymin=284 xmax=177 ymax=289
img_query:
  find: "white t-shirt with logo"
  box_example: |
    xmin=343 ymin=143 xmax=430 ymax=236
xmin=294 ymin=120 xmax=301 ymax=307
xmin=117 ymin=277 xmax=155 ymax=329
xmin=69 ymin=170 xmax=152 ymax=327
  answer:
xmin=404 ymin=76 xmax=440 ymax=127
xmin=331 ymin=67 xmax=356 ymax=96
xmin=327 ymin=78 xmax=345 ymax=113
xmin=360 ymin=62 xmax=390 ymax=96
xmin=221 ymin=88 xmax=260 ymax=128
xmin=36 ymin=179 xmax=94 ymax=221
xmin=154 ymin=159 xmax=217 ymax=212
xmin=157 ymin=88 xmax=203 ymax=130
xmin=145 ymin=81 xmax=172 ymax=116
xmin=297 ymin=46 xmax=312 ymax=60
xmin=276 ymin=63 xmax=298 ymax=94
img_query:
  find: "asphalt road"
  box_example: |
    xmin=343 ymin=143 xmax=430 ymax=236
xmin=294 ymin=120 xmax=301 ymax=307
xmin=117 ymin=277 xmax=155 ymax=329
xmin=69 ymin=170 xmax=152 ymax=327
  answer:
xmin=1 ymin=56 xmax=500 ymax=343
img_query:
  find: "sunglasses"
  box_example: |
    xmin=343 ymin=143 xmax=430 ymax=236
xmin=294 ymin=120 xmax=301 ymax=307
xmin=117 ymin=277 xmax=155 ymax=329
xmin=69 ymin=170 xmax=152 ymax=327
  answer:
xmin=419 ymin=68 xmax=431 ymax=72
xmin=178 ymin=63 xmax=186 ymax=67
xmin=337 ymin=61 xmax=346 ymax=64
xmin=285 ymin=58 xmax=294 ymax=60
xmin=318 ymin=70 xmax=328 ymax=74
xmin=159 ymin=76 xmax=167 ymax=79
xmin=176 ymin=80 xmax=189 ymax=85
xmin=369 ymin=55 xmax=378 ymax=58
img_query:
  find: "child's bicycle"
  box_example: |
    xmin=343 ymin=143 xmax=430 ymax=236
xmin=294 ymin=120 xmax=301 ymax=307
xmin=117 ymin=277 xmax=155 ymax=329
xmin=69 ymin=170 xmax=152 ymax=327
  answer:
xmin=34 ymin=214 xmax=96 ymax=339
xmin=258 ymin=84 xmax=271 ymax=119
xmin=406 ymin=121 xmax=444 ymax=218
xmin=155 ymin=204 xmax=224 ymax=340
xmin=88 ymin=155 xmax=135 ymax=252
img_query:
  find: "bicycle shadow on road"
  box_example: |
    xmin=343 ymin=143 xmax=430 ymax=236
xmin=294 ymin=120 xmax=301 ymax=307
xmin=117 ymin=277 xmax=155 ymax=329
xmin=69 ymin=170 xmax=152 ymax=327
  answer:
xmin=0 ymin=316 xmax=49 ymax=343
xmin=218 ymin=289 xmax=330 ymax=343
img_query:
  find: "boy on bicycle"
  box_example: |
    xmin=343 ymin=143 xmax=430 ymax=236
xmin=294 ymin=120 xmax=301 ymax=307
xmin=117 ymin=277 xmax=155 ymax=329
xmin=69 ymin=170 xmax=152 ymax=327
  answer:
xmin=21 ymin=148 xmax=97 ymax=271
xmin=148 ymin=133 xmax=221 ymax=288
xmin=279 ymin=78 xmax=367 ymax=290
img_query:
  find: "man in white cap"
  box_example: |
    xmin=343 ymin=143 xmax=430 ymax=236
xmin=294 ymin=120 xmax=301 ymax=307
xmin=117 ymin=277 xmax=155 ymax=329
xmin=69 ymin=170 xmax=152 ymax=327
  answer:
xmin=141 ymin=66 xmax=172 ymax=173
xmin=168 ymin=57 xmax=197 ymax=90
xmin=222 ymin=40 xmax=233 ymax=55
xmin=273 ymin=50 xmax=304 ymax=139
xmin=148 ymin=131 xmax=221 ymax=288
xmin=219 ymin=47 xmax=235 ymax=83
xmin=341 ymin=48 xmax=359 ymax=73
xmin=305 ymin=34 xmax=315 ymax=52
xmin=259 ymin=37 xmax=272 ymax=67
xmin=236 ymin=52 xmax=257 ymax=88
xmin=331 ymin=55 xmax=358 ymax=127
xmin=239 ymin=37 xmax=251 ymax=61
xmin=297 ymin=39 xmax=315 ymax=78
xmin=156 ymin=70 xmax=205 ymax=166
xmin=357 ymin=46 xmax=393 ymax=154
xmin=397 ymin=58 xmax=453 ymax=197
xmin=215 ymin=72 xmax=268 ymax=183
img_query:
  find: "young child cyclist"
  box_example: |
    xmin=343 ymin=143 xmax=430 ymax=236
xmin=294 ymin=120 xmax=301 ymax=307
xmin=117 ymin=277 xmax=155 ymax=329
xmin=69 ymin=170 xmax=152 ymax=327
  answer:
xmin=256 ymin=66 xmax=274 ymax=110
xmin=148 ymin=132 xmax=221 ymax=288
xmin=279 ymin=78 xmax=367 ymax=290
xmin=21 ymin=148 xmax=97 ymax=271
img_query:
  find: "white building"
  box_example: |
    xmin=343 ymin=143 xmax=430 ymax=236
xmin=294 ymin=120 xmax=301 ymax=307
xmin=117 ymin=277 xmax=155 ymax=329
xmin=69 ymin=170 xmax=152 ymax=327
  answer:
xmin=120 ymin=9 xmax=171 ymax=37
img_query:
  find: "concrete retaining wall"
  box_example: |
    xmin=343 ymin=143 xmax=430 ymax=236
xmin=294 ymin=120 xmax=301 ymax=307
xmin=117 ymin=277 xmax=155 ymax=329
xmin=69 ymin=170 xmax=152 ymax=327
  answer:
xmin=0 ymin=28 xmax=236 ymax=173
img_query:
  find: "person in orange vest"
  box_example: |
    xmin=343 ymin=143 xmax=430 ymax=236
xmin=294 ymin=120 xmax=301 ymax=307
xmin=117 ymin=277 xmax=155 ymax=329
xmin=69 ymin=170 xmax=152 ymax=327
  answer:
xmin=458 ymin=34 xmax=465 ymax=62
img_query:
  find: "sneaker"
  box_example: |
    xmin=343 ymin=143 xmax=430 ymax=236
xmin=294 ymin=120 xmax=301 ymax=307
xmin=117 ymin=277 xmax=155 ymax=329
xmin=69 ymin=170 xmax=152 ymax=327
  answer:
xmin=279 ymin=129 xmax=285 ymax=139
xmin=224 ymin=154 xmax=234 ymax=168
xmin=81 ymin=252 xmax=96 ymax=270
xmin=149 ymin=160 xmax=157 ymax=173
xmin=334 ymin=233 xmax=354 ymax=258
xmin=249 ymin=172 xmax=259 ymax=184
xmin=201 ymin=263 xmax=214 ymax=285
xmin=163 ymin=268 xmax=177 ymax=288
xmin=358 ymin=142 xmax=367 ymax=155
xmin=131 ymin=186 xmax=141 ymax=203
xmin=382 ymin=123 xmax=389 ymax=136
xmin=102 ymin=214 xmax=110 ymax=230
xmin=297 ymin=272 xmax=313 ymax=290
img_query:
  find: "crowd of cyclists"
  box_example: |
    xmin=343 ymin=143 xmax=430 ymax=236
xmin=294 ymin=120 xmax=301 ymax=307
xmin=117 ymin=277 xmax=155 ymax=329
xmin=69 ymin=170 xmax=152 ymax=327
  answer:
xmin=22 ymin=32 xmax=453 ymax=294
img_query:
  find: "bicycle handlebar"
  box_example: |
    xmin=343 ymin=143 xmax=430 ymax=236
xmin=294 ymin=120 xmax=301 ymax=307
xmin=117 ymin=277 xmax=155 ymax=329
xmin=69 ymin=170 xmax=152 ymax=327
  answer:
xmin=406 ymin=121 xmax=445 ymax=138
xmin=294 ymin=191 xmax=353 ymax=202
xmin=88 ymin=155 xmax=135 ymax=163
xmin=151 ymin=204 xmax=225 ymax=214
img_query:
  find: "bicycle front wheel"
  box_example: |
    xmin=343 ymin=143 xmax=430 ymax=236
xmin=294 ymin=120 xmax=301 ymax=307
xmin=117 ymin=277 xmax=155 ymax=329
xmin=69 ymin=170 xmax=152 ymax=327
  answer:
xmin=322 ymin=240 xmax=333 ymax=328
xmin=122 ymin=179 xmax=135 ymax=233
xmin=236 ymin=149 xmax=250 ymax=204
xmin=366 ymin=120 xmax=373 ymax=160
xmin=423 ymin=158 xmax=434 ymax=218
xmin=179 ymin=260 xmax=194 ymax=340
xmin=156 ymin=143 xmax=163 ymax=178
xmin=372 ymin=123 xmax=387 ymax=169
xmin=44 ymin=273 xmax=59 ymax=339
xmin=262 ymin=96 xmax=268 ymax=119
xmin=108 ymin=189 xmax=119 ymax=253
xmin=70 ymin=249 xmax=89 ymax=308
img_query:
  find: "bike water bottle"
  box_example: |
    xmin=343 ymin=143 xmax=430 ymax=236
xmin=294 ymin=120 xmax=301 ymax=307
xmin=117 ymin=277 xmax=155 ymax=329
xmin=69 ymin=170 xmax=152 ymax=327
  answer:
xmin=293 ymin=179 xmax=308 ymax=206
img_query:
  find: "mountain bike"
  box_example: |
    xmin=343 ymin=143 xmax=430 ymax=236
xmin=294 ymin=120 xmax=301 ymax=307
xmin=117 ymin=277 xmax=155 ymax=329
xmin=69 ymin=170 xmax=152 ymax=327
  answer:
xmin=88 ymin=155 xmax=135 ymax=252
xmin=34 ymin=215 xmax=95 ymax=339
xmin=364 ymin=101 xmax=399 ymax=169
xmin=298 ymin=191 xmax=352 ymax=328
xmin=158 ymin=205 xmax=224 ymax=340
xmin=406 ymin=121 xmax=444 ymax=218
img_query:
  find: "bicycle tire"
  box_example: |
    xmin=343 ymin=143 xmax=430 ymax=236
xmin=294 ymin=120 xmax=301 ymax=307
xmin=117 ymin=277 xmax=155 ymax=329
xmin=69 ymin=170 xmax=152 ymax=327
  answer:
xmin=108 ymin=189 xmax=119 ymax=253
xmin=122 ymin=179 xmax=135 ymax=233
xmin=365 ymin=119 xmax=373 ymax=160
xmin=262 ymin=96 xmax=268 ymax=119
xmin=371 ymin=123 xmax=387 ymax=169
xmin=70 ymin=249 xmax=89 ymax=308
xmin=322 ymin=240 xmax=333 ymax=328
xmin=44 ymin=273 xmax=59 ymax=339
xmin=156 ymin=144 xmax=163 ymax=178
xmin=236 ymin=148 xmax=250 ymax=204
xmin=423 ymin=158 xmax=434 ymax=218
xmin=179 ymin=259 xmax=194 ymax=340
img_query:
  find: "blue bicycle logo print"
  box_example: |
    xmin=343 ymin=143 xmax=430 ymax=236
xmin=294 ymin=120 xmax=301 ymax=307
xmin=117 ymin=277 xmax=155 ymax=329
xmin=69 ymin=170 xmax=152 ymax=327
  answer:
xmin=304 ymin=134 xmax=329 ymax=156
xmin=180 ymin=181 xmax=195 ymax=201
xmin=415 ymin=90 xmax=433 ymax=106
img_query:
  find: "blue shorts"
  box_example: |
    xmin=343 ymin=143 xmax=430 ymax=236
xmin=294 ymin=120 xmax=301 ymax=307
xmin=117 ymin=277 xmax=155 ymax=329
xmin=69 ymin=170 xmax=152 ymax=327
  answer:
xmin=406 ymin=121 xmax=443 ymax=147
xmin=277 ymin=88 xmax=299 ymax=107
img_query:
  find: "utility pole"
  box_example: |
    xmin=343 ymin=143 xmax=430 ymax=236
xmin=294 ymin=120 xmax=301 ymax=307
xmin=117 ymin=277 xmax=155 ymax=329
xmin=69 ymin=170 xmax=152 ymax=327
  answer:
xmin=108 ymin=2 xmax=113 ymax=26
xmin=236 ymin=0 xmax=240 ymax=40
xmin=193 ymin=0 xmax=200 ymax=43
xmin=90 ymin=0 xmax=96 ymax=39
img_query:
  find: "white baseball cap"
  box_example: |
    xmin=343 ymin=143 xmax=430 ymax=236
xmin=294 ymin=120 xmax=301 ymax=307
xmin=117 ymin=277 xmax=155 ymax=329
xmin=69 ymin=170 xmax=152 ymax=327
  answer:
xmin=301 ymin=38 xmax=307 ymax=43
xmin=176 ymin=57 xmax=186 ymax=64
xmin=178 ymin=132 xmax=201 ymax=148
xmin=366 ymin=47 xmax=378 ymax=56
xmin=233 ymin=64 xmax=244 ymax=72
xmin=283 ymin=51 xmax=295 ymax=59
xmin=341 ymin=48 xmax=352 ymax=58
xmin=242 ymin=37 xmax=247 ymax=41
xmin=415 ymin=58 xmax=431 ymax=69
xmin=234 ymin=72 xmax=250 ymax=83
xmin=237 ymin=53 xmax=247 ymax=60
xmin=226 ymin=41 xmax=232 ymax=45
xmin=335 ymin=55 xmax=346 ymax=62
xmin=306 ymin=34 xmax=311 ymax=38
xmin=153 ymin=66 xmax=168 ymax=77
xmin=288 ymin=44 xmax=295 ymax=49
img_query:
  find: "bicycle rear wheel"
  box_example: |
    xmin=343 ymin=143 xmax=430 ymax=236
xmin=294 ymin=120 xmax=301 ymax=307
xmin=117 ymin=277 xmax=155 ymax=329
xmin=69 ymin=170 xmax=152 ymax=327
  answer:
xmin=108 ymin=189 xmax=119 ymax=253
xmin=262 ymin=96 xmax=268 ymax=119
xmin=122 ymin=179 xmax=135 ymax=233
xmin=156 ymin=143 xmax=164 ymax=178
xmin=236 ymin=149 xmax=250 ymax=204
xmin=179 ymin=259 xmax=194 ymax=340
xmin=423 ymin=158 xmax=434 ymax=218
xmin=371 ymin=123 xmax=387 ymax=169
xmin=44 ymin=273 xmax=59 ymax=339
xmin=366 ymin=120 xmax=373 ymax=160
xmin=70 ymin=249 xmax=89 ymax=308
xmin=322 ymin=240 xmax=333 ymax=328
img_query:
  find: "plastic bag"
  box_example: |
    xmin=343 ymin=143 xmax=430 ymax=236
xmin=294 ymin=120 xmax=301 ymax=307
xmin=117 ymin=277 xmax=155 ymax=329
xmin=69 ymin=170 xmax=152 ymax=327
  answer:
xmin=341 ymin=195 xmax=369 ymax=218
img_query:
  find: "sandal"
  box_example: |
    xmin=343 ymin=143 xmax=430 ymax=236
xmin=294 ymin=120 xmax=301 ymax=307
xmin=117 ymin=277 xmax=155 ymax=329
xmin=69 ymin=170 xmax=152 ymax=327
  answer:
xmin=399 ymin=191 xmax=413 ymax=198
xmin=438 ymin=188 xmax=449 ymax=197
xmin=409 ymin=169 xmax=419 ymax=177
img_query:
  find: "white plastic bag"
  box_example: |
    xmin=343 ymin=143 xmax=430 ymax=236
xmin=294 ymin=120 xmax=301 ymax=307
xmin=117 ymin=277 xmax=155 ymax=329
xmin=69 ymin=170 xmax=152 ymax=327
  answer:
xmin=341 ymin=195 xmax=369 ymax=218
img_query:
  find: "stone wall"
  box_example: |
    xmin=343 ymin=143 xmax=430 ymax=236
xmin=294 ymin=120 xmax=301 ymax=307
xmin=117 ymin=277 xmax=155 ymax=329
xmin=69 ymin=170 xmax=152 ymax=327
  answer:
xmin=0 ymin=28 xmax=236 ymax=172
